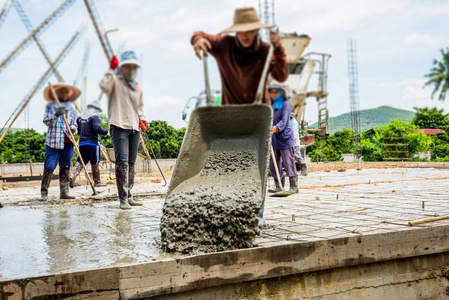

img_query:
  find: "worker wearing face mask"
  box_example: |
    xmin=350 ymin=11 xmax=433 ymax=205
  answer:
xmin=99 ymin=50 xmax=147 ymax=210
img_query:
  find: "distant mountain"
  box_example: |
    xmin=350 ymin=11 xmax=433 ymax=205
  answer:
xmin=309 ymin=106 xmax=415 ymax=134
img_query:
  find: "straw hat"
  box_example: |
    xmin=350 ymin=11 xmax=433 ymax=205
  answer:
xmin=43 ymin=83 xmax=81 ymax=103
xmin=220 ymin=7 xmax=275 ymax=34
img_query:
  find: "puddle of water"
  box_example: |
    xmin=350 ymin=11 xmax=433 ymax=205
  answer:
xmin=0 ymin=205 xmax=174 ymax=281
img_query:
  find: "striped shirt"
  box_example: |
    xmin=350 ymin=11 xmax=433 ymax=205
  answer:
xmin=43 ymin=102 xmax=77 ymax=149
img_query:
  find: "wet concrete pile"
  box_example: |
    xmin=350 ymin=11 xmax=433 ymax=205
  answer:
xmin=160 ymin=150 xmax=262 ymax=254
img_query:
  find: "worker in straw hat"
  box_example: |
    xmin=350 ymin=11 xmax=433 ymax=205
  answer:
xmin=69 ymin=100 xmax=109 ymax=188
xmin=40 ymin=83 xmax=80 ymax=201
xmin=191 ymin=6 xmax=289 ymax=105
xmin=99 ymin=50 xmax=147 ymax=210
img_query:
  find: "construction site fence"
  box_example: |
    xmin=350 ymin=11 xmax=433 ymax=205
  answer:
xmin=0 ymin=159 xmax=177 ymax=176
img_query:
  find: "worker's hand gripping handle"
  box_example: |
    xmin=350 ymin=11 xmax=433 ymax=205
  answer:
xmin=202 ymin=50 xmax=213 ymax=106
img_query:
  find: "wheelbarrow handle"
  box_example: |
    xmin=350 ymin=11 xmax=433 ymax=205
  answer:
xmin=202 ymin=51 xmax=213 ymax=106
xmin=255 ymin=45 xmax=274 ymax=104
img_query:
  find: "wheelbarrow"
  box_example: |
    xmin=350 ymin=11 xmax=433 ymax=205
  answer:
xmin=104 ymin=146 xmax=147 ymax=180
xmin=161 ymin=46 xmax=274 ymax=253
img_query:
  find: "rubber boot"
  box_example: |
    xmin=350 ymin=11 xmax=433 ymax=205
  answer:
xmin=40 ymin=169 xmax=53 ymax=201
xmin=300 ymin=164 xmax=308 ymax=176
xmin=60 ymin=167 xmax=75 ymax=199
xmin=289 ymin=176 xmax=299 ymax=194
xmin=127 ymin=165 xmax=142 ymax=206
xmin=69 ymin=161 xmax=83 ymax=188
xmin=115 ymin=165 xmax=131 ymax=209
xmin=268 ymin=176 xmax=285 ymax=193
xmin=91 ymin=164 xmax=106 ymax=187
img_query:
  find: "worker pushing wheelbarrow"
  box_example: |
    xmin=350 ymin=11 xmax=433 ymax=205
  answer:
xmin=160 ymin=7 xmax=289 ymax=254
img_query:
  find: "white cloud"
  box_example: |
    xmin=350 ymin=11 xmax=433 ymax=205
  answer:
xmin=405 ymin=34 xmax=445 ymax=47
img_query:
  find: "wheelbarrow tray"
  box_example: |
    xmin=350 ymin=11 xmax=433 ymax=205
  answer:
xmin=167 ymin=103 xmax=273 ymax=204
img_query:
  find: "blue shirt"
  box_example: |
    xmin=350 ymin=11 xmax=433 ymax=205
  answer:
xmin=272 ymin=100 xmax=294 ymax=150
xmin=77 ymin=115 xmax=108 ymax=145
xmin=43 ymin=102 xmax=77 ymax=149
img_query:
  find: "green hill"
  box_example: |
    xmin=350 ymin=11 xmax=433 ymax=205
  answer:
xmin=309 ymin=106 xmax=415 ymax=134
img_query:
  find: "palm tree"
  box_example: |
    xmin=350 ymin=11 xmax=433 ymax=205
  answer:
xmin=425 ymin=48 xmax=449 ymax=101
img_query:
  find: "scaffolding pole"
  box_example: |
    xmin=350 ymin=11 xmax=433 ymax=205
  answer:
xmin=0 ymin=30 xmax=82 ymax=144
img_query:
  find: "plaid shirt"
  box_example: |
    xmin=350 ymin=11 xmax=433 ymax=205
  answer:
xmin=43 ymin=102 xmax=77 ymax=149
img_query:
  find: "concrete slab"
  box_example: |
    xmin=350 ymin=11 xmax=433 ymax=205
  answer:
xmin=1 ymin=165 xmax=449 ymax=298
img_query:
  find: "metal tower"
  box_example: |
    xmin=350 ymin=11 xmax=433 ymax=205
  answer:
xmin=347 ymin=39 xmax=362 ymax=163
xmin=258 ymin=0 xmax=274 ymax=42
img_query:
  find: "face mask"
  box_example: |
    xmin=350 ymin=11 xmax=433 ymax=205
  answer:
xmin=122 ymin=66 xmax=138 ymax=81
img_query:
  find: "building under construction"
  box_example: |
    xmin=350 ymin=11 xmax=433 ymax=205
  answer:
xmin=1 ymin=1 xmax=449 ymax=299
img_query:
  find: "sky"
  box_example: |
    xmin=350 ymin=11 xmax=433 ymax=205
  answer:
xmin=0 ymin=0 xmax=448 ymax=134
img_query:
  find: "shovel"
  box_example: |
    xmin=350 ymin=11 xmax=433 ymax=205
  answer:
xmin=269 ymin=146 xmax=292 ymax=197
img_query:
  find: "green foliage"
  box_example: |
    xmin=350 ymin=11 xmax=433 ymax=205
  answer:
xmin=412 ymin=107 xmax=449 ymax=130
xmin=424 ymin=48 xmax=449 ymax=101
xmin=0 ymin=129 xmax=46 ymax=163
xmin=360 ymin=129 xmax=383 ymax=161
xmin=306 ymin=118 xmax=433 ymax=162
xmin=98 ymin=114 xmax=112 ymax=148
xmin=144 ymin=120 xmax=186 ymax=159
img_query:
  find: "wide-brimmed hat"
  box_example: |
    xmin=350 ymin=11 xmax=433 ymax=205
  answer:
xmin=43 ymin=83 xmax=81 ymax=103
xmin=87 ymin=100 xmax=102 ymax=112
xmin=268 ymin=81 xmax=287 ymax=99
xmin=119 ymin=50 xmax=142 ymax=68
xmin=220 ymin=7 xmax=275 ymax=34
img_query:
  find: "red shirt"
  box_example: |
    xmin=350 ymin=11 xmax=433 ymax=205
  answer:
xmin=191 ymin=32 xmax=289 ymax=105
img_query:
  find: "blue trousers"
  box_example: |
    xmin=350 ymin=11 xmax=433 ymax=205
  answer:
xmin=77 ymin=144 xmax=100 ymax=165
xmin=44 ymin=144 xmax=74 ymax=171
xmin=111 ymin=127 xmax=140 ymax=166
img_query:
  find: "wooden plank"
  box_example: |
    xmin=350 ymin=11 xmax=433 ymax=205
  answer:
xmin=119 ymin=225 xmax=449 ymax=299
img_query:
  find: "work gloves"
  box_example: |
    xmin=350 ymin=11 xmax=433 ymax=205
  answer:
xmin=139 ymin=120 xmax=148 ymax=132
xmin=272 ymin=126 xmax=277 ymax=134
xmin=55 ymin=106 xmax=66 ymax=117
xmin=110 ymin=55 xmax=119 ymax=70
xmin=69 ymin=125 xmax=77 ymax=136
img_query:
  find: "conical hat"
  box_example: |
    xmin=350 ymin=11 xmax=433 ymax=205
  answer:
xmin=220 ymin=7 xmax=275 ymax=34
xmin=43 ymin=83 xmax=81 ymax=103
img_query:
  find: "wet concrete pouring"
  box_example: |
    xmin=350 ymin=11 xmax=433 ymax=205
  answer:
xmin=161 ymin=150 xmax=261 ymax=254
xmin=1 ymin=162 xmax=449 ymax=282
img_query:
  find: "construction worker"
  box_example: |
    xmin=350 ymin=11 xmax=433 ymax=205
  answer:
xmin=69 ymin=100 xmax=108 ymax=188
xmin=268 ymin=82 xmax=298 ymax=194
xmin=40 ymin=83 xmax=80 ymax=201
xmin=191 ymin=6 xmax=288 ymax=228
xmin=290 ymin=115 xmax=308 ymax=176
xmin=99 ymin=50 xmax=147 ymax=210
xmin=191 ymin=6 xmax=288 ymax=105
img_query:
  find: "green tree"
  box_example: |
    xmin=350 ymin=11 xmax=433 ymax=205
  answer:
xmin=431 ymin=132 xmax=449 ymax=161
xmin=412 ymin=107 xmax=449 ymax=130
xmin=0 ymin=129 xmax=46 ymax=163
xmin=145 ymin=120 xmax=186 ymax=159
xmin=98 ymin=114 xmax=112 ymax=148
xmin=378 ymin=118 xmax=431 ymax=160
xmin=425 ymin=48 xmax=449 ymax=101
xmin=360 ymin=129 xmax=383 ymax=161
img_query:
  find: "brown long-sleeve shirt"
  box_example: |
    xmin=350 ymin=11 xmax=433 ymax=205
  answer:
xmin=191 ymin=32 xmax=289 ymax=105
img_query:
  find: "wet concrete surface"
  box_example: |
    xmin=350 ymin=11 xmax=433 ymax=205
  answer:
xmin=0 ymin=198 xmax=174 ymax=281
xmin=1 ymin=164 xmax=449 ymax=282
